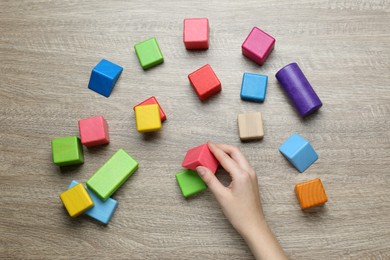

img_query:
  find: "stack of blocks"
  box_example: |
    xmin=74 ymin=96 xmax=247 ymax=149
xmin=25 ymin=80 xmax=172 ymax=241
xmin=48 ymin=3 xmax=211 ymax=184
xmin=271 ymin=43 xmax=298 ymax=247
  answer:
xmin=134 ymin=96 xmax=166 ymax=133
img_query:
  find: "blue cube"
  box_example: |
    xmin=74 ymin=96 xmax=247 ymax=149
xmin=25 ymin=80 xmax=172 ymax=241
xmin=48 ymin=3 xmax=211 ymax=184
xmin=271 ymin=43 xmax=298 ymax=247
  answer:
xmin=68 ymin=180 xmax=118 ymax=224
xmin=278 ymin=134 xmax=318 ymax=173
xmin=88 ymin=59 xmax=123 ymax=97
xmin=240 ymin=72 xmax=268 ymax=102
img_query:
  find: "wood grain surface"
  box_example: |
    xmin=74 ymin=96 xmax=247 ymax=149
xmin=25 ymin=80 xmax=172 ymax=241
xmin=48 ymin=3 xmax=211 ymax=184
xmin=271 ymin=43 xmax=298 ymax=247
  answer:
xmin=1 ymin=0 xmax=389 ymax=259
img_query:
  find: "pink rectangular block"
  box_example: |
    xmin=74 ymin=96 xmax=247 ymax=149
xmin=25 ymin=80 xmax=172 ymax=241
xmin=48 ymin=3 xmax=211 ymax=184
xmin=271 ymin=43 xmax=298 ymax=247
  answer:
xmin=78 ymin=116 xmax=109 ymax=147
xmin=242 ymin=27 xmax=275 ymax=65
xmin=133 ymin=96 xmax=167 ymax=122
xmin=183 ymin=18 xmax=209 ymax=50
xmin=182 ymin=144 xmax=219 ymax=174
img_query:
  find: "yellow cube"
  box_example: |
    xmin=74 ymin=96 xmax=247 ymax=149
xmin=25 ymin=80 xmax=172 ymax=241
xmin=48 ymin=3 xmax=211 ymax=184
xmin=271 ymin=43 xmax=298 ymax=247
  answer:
xmin=59 ymin=183 xmax=94 ymax=218
xmin=135 ymin=104 xmax=162 ymax=132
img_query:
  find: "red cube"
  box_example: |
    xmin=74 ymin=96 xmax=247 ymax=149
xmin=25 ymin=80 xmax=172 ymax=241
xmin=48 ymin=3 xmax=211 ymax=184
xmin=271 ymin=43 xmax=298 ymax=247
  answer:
xmin=78 ymin=116 xmax=109 ymax=147
xmin=133 ymin=96 xmax=166 ymax=122
xmin=182 ymin=144 xmax=219 ymax=174
xmin=183 ymin=18 xmax=209 ymax=50
xmin=242 ymin=27 xmax=275 ymax=65
xmin=188 ymin=64 xmax=221 ymax=101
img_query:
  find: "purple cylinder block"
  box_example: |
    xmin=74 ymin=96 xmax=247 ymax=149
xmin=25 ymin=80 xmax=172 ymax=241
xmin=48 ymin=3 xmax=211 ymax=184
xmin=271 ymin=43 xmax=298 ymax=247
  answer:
xmin=275 ymin=63 xmax=322 ymax=117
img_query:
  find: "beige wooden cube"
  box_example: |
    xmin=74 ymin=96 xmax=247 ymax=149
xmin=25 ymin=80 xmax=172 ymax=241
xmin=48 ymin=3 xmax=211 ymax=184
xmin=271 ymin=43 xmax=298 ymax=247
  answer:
xmin=237 ymin=112 xmax=264 ymax=141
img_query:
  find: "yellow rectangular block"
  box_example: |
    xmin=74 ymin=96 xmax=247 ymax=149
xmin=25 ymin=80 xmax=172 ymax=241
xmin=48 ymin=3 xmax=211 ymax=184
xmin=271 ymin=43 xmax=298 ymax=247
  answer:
xmin=59 ymin=183 xmax=94 ymax=218
xmin=135 ymin=104 xmax=162 ymax=133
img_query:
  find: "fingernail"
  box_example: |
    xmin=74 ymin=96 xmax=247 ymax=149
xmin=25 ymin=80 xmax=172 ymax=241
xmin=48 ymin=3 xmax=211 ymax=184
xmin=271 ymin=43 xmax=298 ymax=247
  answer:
xmin=196 ymin=166 xmax=206 ymax=176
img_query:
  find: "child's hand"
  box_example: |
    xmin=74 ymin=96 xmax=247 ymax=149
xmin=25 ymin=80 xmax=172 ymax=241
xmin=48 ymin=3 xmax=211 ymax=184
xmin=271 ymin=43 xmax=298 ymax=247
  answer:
xmin=196 ymin=142 xmax=287 ymax=260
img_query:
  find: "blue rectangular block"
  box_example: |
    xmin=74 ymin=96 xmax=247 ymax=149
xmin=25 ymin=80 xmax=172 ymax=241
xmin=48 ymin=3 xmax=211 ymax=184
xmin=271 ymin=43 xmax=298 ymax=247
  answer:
xmin=68 ymin=180 xmax=118 ymax=224
xmin=240 ymin=72 xmax=268 ymax=102
xmin=278 ymin=133 xmax=318 ymax=173
xmin=88 ymin=59 xmax=123 ymax=97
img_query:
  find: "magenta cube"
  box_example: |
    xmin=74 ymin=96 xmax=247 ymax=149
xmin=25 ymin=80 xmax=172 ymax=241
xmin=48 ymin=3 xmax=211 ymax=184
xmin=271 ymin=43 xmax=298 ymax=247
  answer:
xmin=182 ymin=144 xmax=219 ymax=174
xmin=78 ymin=116 xmax=109 ymax=147
xmin=242 ymin=27 xmax=275 ymax=65
xmin=183 ymin=18 xmax=209 ymax=50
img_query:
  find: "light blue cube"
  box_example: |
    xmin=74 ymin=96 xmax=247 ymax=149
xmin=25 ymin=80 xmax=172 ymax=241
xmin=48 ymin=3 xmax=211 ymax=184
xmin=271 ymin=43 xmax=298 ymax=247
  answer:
xmin=240 ymin=72 xmax=268 ymax=102
xmin=278 ymin=134 xmax=318 ymax=173
xmin=68 ymin=180 xmax=118 ymax=224
xmin=88 ymin=59 xmax=123 ymax=97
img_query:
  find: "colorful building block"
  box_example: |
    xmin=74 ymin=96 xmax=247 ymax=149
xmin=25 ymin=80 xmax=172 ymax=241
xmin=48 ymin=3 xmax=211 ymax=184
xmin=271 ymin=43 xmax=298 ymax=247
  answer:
xmin=133 ymin=96 xmax=166 ymax=122
xmin=295 ymin=178 xmax=328 ymax=209
xmin=88 ymin=59 xmax=123 ymax=97
xmin=78 ymin=116 xmax=109 ymax=147
xmin=134 ymin=38 xmax=164 ymax=69
xmin=134 ymin=104 xmax=162 ymax=133
xmin=176 ymin=169 xmax=207 ymax=198
xmin=182 ymin=144 xmax=219 ymax=174
xmin=279 ymin=133 xmax=318 ymax=173
xmin=51 ymin=136 xmax=84 ymax=166
xmin=242 ymin=27 xmax=275 ymax=65
xmin=60 ymin=183 xmax=94 ymax=218
xmin=188 ymin=64 xmax=221 ymax=101
xmin=68 ymin=180 xmax=118 ymax=224
xmin=183 ymin=18 xmax=209 ymax=49
xmin=237 ymin=112 xmax=264 ymax=141
xmin=240 ymin=73 xmax=268 ymax=102
xmin=86 ymin=149 xmax=138 ymax=201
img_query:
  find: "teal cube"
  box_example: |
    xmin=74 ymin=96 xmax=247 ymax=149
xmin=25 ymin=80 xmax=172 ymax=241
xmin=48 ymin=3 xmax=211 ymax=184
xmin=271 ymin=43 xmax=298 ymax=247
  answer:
xmin=240 ymin=72 xmax=268 ymax=102
xmin=176 ymin=169 xmax=207 ymax=198
xmin=134 ymin=38 xmax=164 ymax=69
xmin=51 ymin=136 xmax=84 ymax=166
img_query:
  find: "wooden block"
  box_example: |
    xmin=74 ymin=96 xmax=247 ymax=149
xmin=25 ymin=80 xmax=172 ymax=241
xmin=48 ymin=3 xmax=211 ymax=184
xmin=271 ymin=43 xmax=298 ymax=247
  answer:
xmin=51 ymin=136 xmax=84 ymax=166
xmin=134 ymin=104 xmax=162 ymax=133
xmin=183 ymin=18 xmax=209 ymax=49
xmin=78 ymin=116 xmax=109 ymax=147
xmin=86 ymin=149 xmax=139 ymax=201
xmin=176 ymin=169 xmax=207 ymax=198
xmin=68 ymin=180 xmax=118 ymax=224
xmin=237 ymin=112 xmax=264 ymax=141
xmin=59 ymin=183 xmax=94 ymax=218
xmin=88 ymin=59 xmax=123 ymax=97
xmin=134 ymin=38 xmax=164 ymax=70
xmin=242 ymin=27 xmax=275 ymax=65
xmin=240 ymin=72 xmax=268 ymax=102
xmin=188 ymin=64 xmax=221 ymax=101
xmin=133 ymin=96 xmax=166 ymax=122
xmin=182 ymin=144 xmax=219 ymax=174
xmin=295 ymin=178 xmax=328 ymax=209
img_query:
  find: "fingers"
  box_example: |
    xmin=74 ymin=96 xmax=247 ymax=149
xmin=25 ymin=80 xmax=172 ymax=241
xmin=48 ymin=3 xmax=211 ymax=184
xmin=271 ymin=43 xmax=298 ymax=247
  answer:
xmin=214 ymin=144 xmax=253 ymax=174
xmin=207 ymin=142 xmax=243 ymax=179
xmin=196 ymin=166 xmax=226 ymax=199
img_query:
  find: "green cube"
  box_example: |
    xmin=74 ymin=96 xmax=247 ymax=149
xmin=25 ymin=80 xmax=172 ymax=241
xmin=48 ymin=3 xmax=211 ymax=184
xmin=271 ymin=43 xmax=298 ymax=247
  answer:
xmin=51 ymin=136 xmax=84 ymax=166
xmin=176 ymin=169 xmax=207 ymax=198
xmin=86 ymin=149 xmax=138 ymax=201
xmin=134 ymin=37 xmax=164 ymax=69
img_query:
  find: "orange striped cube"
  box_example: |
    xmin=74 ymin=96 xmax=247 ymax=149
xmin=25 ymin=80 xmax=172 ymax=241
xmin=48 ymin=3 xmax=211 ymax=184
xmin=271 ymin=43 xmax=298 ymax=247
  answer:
xmin=295 ymin=178 xmax=328 ymax=209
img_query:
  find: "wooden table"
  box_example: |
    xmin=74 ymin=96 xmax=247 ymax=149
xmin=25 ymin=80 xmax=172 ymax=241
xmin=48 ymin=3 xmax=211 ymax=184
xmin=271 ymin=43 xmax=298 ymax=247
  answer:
xmin=1 ymin=0 xmax=389 ymax=259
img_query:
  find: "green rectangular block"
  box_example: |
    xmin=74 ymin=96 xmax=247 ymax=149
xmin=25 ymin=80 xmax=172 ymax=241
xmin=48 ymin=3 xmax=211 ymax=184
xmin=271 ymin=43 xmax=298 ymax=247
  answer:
xmin=134 ymin=37 xmax=164 ymax=70
xmin=86 ymin=149 xmax=138 ymax=201
xmin=51 ymin=136 xmax=84 ymax=167
xmin=176 ymin=169 xmax=207 ymax=198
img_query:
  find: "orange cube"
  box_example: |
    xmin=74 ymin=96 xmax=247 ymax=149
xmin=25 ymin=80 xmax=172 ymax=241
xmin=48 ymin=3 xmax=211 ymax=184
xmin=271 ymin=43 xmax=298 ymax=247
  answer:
xmin=295 ymin=178 xmax=328 ymax=209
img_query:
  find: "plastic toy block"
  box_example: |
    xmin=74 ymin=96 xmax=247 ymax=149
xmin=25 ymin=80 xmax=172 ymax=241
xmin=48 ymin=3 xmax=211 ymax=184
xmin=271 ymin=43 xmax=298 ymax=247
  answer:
xmin=242 ymin=27 xmax=275 ymax=65
xmin=68 ymin=180 xmax=118 ymax=224
xmin=176 ymin=169 xmax=207 ymax=198
xmin=51 ymin=136 xmax=84 ymax=166
xmin=134 ymin=104 xmax=162 ymax=133
xmin=279 ymin=133 xmax=318 ymax=173
xmin=86 ymin=149 xmax=138 ymax=201
xmin=134 ymin=96 xmax=166 ymax=122
xmin=188 ymin=64 xmax=221 ymax=101
xmin=182 ymin=144 xmax=219 ymax=174
xmin=237 ymin=112 xmax=264 ymax=141
xmin=240 ymin=73 xmax=268 ymax=102
xmin=60 ymin=183 xmax=94 ymax=218
xmin=88 ymin=59 xmax=123 ymax=97
xmin=295 ymin=178 xmax=328 ymax=209
xmin=183 ymin=18 xmax=209 ymax=49
xmin=78 ymin=116 xmax=109 ymax=147
xmin=134 ymin=38 xmax=164 ymax=70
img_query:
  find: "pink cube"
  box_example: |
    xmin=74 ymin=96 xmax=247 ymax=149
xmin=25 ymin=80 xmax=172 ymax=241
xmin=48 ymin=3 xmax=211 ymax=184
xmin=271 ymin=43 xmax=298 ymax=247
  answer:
xmin=183 ymin=18 xmax=209 ymax=50
xmin=242 ymin=27 xmax=275 ymax=65
xmin=182 ymin=144 xmax=219 ymax=174
xmin=78 ymin=116 xmax=109 ymax=147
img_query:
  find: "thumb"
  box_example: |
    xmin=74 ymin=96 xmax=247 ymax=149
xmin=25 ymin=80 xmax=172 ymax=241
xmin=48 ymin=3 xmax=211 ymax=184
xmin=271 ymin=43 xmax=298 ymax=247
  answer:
xmin=196 ymin=166 xmax=226 ymax=199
